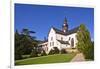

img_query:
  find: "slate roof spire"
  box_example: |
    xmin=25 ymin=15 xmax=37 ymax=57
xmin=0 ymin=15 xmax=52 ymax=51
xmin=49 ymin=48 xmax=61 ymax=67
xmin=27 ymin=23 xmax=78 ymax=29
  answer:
xmin=62 ymin=17 xmax=68 ymax=33
xmin=64 ymin=17 xmax=67 ymax=24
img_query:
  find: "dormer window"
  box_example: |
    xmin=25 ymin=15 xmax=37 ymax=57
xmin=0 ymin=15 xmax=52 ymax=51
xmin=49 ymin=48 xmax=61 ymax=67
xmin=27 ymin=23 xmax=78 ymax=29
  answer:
xmin=61 ymin=37 xmax=63 ymax=40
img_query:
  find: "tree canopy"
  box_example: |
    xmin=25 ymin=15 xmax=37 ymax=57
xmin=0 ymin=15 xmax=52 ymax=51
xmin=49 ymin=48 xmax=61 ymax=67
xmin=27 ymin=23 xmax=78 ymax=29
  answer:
xmin=76 ymin=24 xmax=94 ymax=60
xmin=15 ymin=29 xmax=38 ymax=60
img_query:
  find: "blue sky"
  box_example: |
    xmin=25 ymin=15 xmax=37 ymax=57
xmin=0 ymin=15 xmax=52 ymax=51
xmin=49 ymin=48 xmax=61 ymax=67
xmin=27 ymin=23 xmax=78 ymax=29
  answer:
xmin=15 ymin=3 xmax=94 ymax=41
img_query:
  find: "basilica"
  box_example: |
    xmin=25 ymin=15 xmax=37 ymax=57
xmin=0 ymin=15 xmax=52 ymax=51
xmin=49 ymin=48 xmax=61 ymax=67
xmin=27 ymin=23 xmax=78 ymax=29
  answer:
xmin=38 ymin=17 xmax=79 ymax=54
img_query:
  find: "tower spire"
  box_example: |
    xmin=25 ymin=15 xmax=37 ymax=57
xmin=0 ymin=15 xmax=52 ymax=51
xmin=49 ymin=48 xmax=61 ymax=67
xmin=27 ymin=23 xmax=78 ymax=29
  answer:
xmin=62 ymin=17 xmax=68 ymax=33
xmin=64 ymin=17 xmax=67 ymax=24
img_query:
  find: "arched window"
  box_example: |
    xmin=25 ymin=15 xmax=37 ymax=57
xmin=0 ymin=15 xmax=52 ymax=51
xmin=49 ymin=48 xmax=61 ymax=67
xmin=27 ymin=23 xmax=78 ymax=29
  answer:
xmin=71 ymin=38 xmax=74 ymax=47
xmin=50 ymin=42 xmax=51 ymax=46
xmin=50 ymin=42 xmax=54 ymax=46
xmin=52 ymin=42 xmax=54 ymax=46
xmin=51 ymin=37 xmax=53 ymax=41
xmin=69 ymin=37 xmax=70 ymax=40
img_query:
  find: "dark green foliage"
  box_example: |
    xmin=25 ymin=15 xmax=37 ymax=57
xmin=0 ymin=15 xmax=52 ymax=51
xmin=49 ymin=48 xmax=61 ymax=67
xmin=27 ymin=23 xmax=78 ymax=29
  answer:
xmin=41 ymin=50 xmax=47 ymax=56
xmin=15 ymin=30 xmax=23 ymax=60
xmin=61 ymin=49 xmax=67 ymax=54
xmin=21 ymin=28 xmax=35 ymax=36
xmin=91 ymin=41 xmax=94 ymax=60
xmin=15 ymin=29 xmax=38 ymax=60
xmin=84 ymin=41 xmax=94 ymax=60
xmin=76 ymin=24 xmax=94 ymax=60
xmin=15 ymin=53 xmax=22 ymax=60
xmin=30 ymin=47 xmax=38 ymax=57
xmin=48 ymin=49 xmax=55 ymax=55
xmin=53 ymin=47 xmax=60 ymax=54
xmin=19 ymin=35 xmax=33 ymax=55
xmin=49 ymin=47 xmax=60 ymax=55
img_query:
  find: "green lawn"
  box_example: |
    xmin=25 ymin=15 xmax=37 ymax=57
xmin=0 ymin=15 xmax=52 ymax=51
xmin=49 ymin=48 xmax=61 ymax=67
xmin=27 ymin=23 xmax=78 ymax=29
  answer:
xmin=15 ymin=53 xmax=76 ymax=65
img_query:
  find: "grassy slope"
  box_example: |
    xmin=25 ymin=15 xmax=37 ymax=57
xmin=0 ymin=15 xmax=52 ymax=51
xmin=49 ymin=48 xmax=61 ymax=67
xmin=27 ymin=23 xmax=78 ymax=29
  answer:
xmin=15 ymin=53 xmax=76 ymax=65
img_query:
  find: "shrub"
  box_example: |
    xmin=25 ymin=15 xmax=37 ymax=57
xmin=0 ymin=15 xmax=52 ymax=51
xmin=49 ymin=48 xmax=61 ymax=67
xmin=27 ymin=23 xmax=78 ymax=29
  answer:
xmin=48 ymin=49 xmax=55 ymax=55
xmin=41 ymin=50 xmax=47 ymax=56
xmin=61 ymin=49 xmax=67 ymax=54
xmin=30 ymin=49 xmax=38 ymax=57
xmin=53 ymin=47 xmax=60 ymax=54
xmin=48 ymin=47 xmax=60 ymax=55
xmin=15 ymin=54 xmax=22 ymax=60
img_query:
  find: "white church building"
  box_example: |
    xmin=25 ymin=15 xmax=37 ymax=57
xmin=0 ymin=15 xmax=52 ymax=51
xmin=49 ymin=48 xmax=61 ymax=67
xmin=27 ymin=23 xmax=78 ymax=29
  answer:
xmin=38 ymin=18 xmax=79 ymax=54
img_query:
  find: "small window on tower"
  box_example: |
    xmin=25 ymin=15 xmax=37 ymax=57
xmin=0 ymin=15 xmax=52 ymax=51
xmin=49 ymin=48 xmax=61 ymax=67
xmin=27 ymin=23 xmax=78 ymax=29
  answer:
xmin=51 ymin=37 xmax=53 ymax=41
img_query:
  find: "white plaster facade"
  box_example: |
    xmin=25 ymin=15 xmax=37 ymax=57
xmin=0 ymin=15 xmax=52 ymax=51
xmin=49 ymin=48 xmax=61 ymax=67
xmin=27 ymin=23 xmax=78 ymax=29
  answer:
xmin=47 ymin=28 xmax=78 ymax=53
xmin=38 ymin=18 xmax=79 ymax=54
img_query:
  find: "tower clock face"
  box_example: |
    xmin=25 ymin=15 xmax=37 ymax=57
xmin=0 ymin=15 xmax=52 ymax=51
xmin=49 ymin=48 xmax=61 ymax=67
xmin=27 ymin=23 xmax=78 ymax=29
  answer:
xmin=64 ymin=23 xmax=66 ymax=26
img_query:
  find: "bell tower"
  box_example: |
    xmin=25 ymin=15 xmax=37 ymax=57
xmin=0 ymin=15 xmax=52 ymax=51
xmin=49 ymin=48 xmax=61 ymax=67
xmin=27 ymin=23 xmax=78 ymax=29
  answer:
xmin=62 ymin=17 xmax=68 ymax=33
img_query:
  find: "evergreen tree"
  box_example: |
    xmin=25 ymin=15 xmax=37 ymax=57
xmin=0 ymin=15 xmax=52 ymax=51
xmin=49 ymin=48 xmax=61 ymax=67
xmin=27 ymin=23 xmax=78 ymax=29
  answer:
xmin=15 ymin=29 xmax=38 ymax=60
xmin=15 ymin=30 xmax=23 ymax=60
xmin=76 ymin=24 xmax=94 ymax=60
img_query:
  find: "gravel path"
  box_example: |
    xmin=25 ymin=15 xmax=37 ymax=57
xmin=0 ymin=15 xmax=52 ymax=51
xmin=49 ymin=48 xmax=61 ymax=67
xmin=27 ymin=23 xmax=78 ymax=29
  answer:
xmin=71 ymin=53 xmax=85 ymax=62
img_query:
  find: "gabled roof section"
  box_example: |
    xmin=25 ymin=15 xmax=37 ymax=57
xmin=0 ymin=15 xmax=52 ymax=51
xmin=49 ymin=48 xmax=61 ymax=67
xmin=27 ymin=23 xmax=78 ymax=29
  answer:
xmin=57 ymin=40 xmax=70 ymax=45
xmin=52 ymin=26 xmax=79 ymax=35
xmin=67 ymin=26 xmax=79 ymax=35
xmin=52 ymin=27 xmax=67 ymax=35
